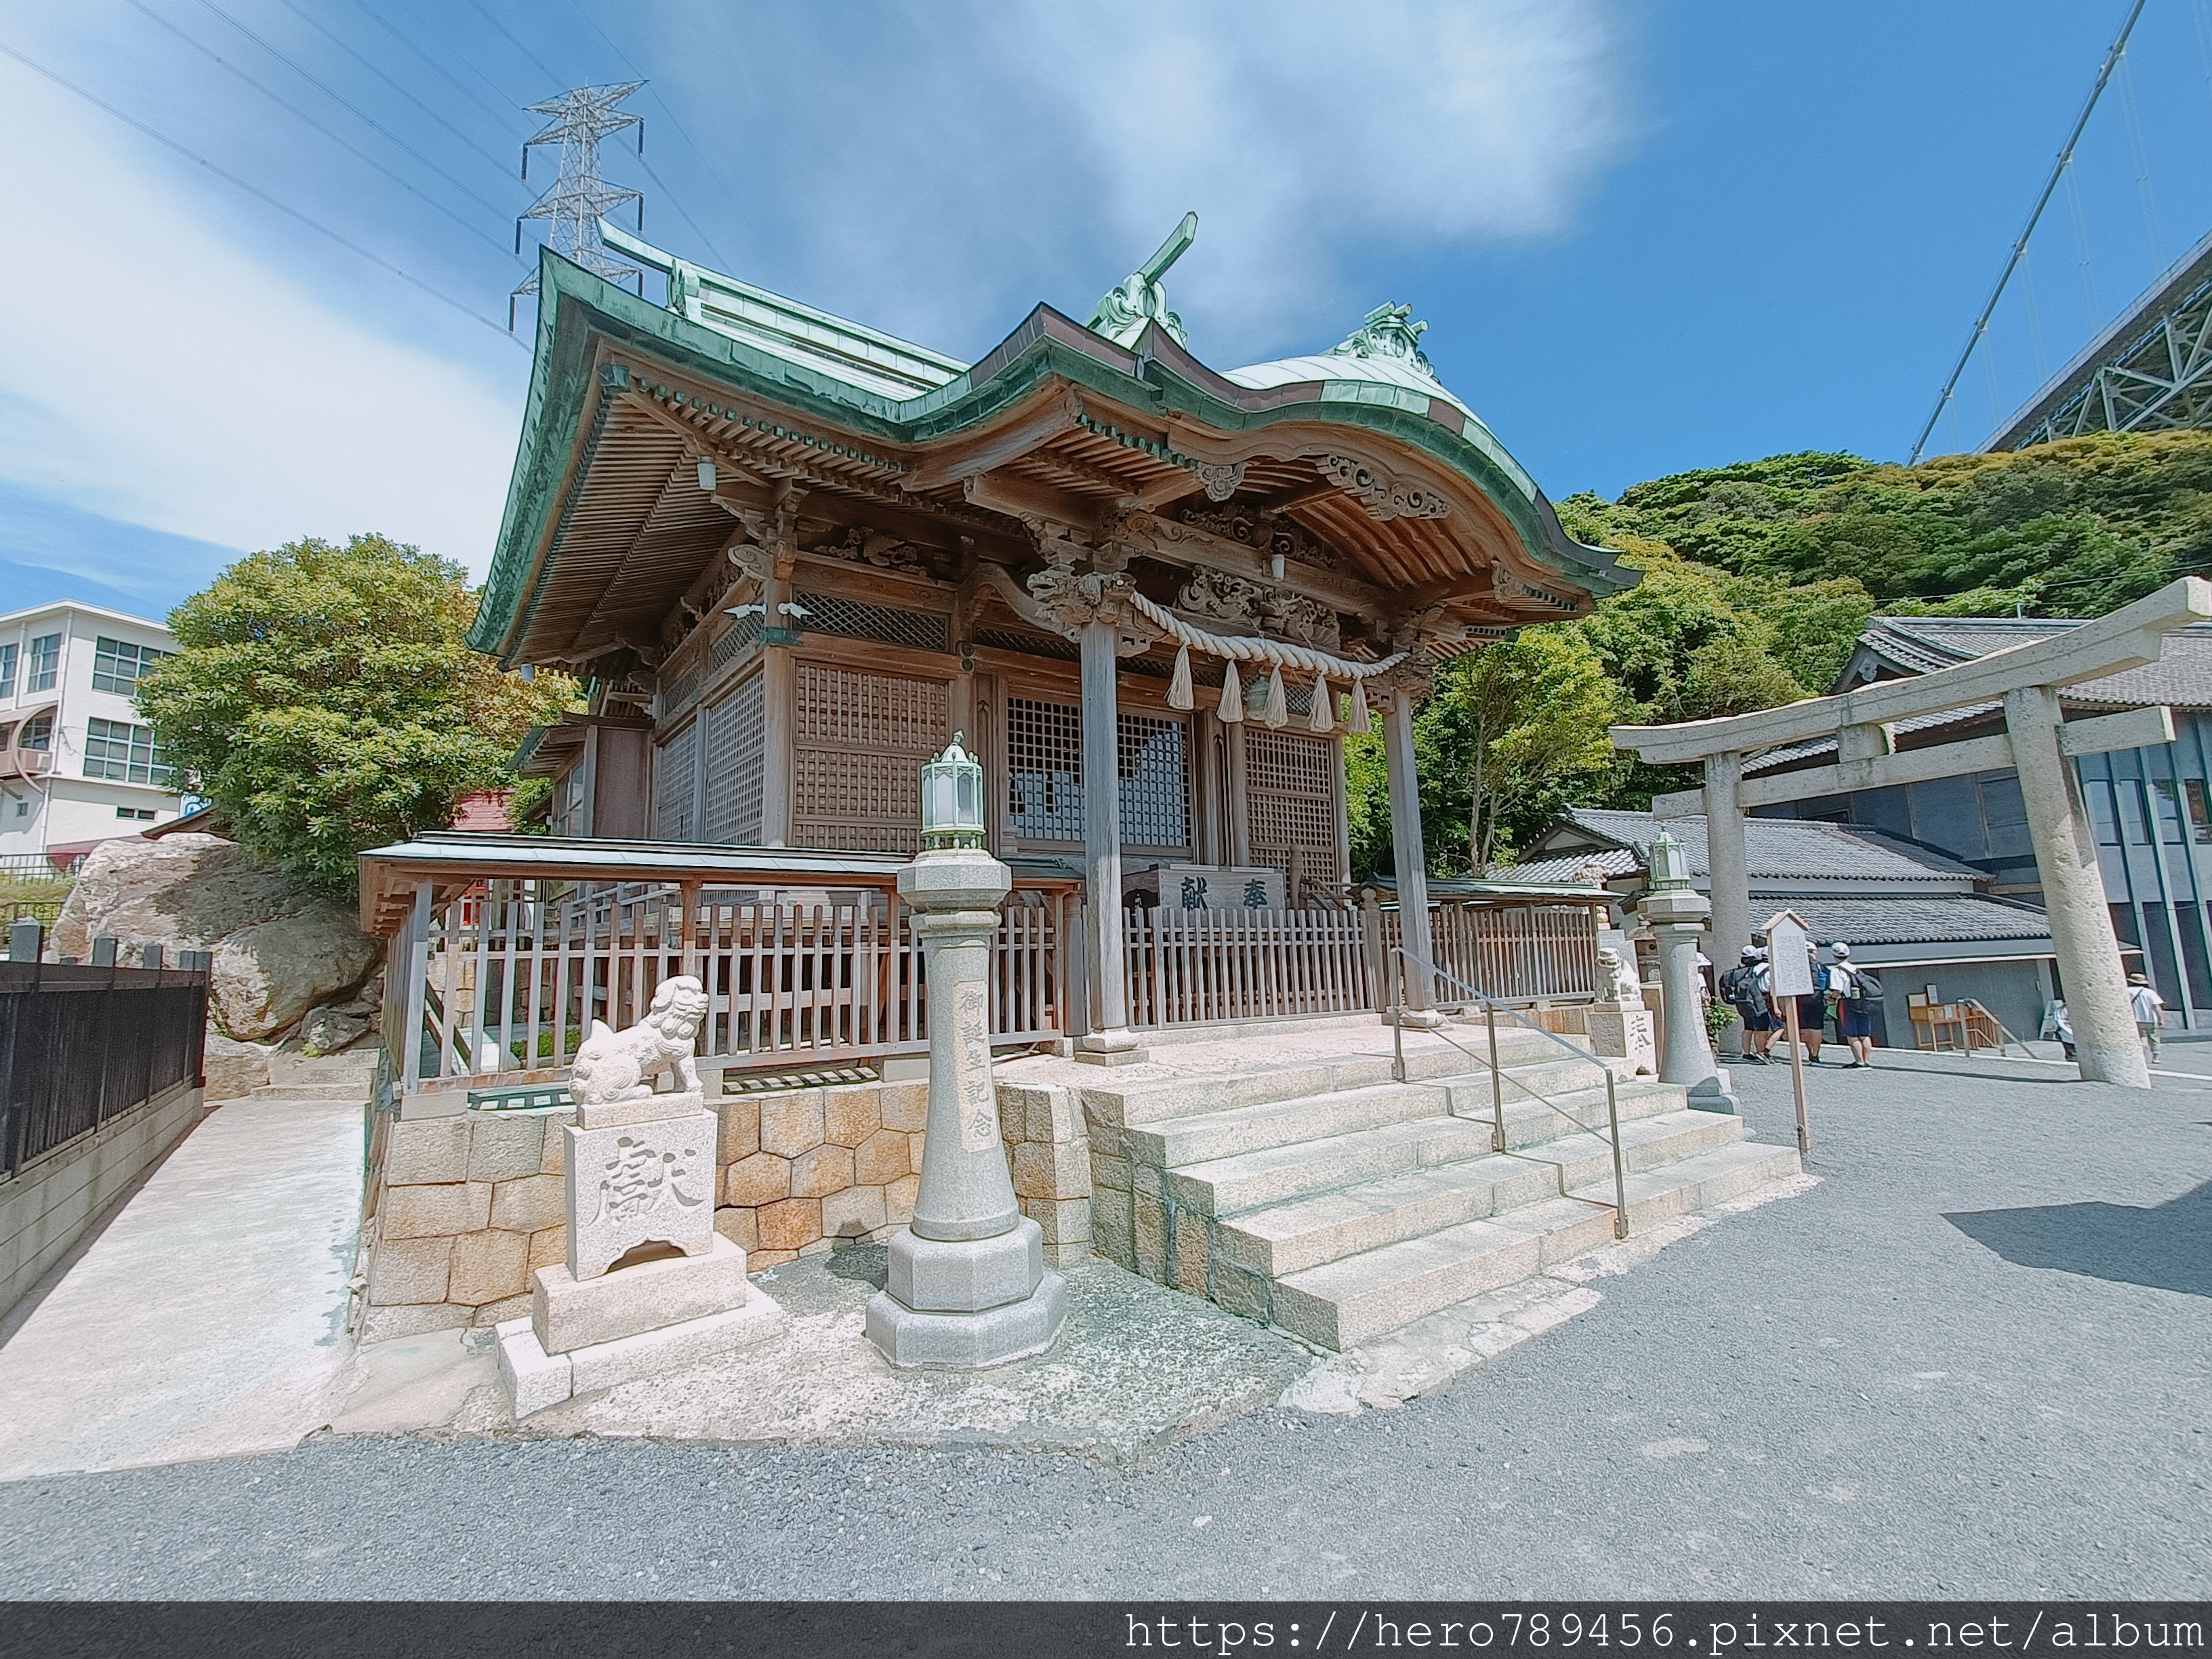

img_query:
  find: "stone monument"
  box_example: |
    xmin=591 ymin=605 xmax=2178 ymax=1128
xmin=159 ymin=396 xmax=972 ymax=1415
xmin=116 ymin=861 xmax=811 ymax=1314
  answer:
xmin=496 ymin=975 xmax=785 ymax=1416
xmin=1635 ymin=828 xmax=1738 ymax=1114
xmin=1583 ymin=945 xmax=1658 ymax=1077
xmin=865 ymin=738 xmax=1068 ymax=1368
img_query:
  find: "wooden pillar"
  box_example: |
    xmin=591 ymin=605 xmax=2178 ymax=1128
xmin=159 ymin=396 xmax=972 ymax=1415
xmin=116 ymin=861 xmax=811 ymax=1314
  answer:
xmin=1078 ymin=618 xmax=1139 ymax=1056
xmin=2005 ymin=684 xmax=2148 ymax=1086
xmin=1703 ymin=748 xmax=1751 ymax=965
xmin=760 ymin=575 xmax=796 ymax=848
xmin=1194 ymin=710 xmax=1225 ymax=865
xmin=1225 ymin=721 xmax=1252 ymax=866
xmin=1384 ymin=687 xmax=1438 ymax=1019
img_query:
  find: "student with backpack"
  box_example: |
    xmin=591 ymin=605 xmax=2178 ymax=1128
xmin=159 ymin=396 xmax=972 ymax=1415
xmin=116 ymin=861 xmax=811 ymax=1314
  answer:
xmin=1826 ymin=941 xmax=1883 ymax=1069
xmin=1719 ymin=946 xmax=1773 ymax=1063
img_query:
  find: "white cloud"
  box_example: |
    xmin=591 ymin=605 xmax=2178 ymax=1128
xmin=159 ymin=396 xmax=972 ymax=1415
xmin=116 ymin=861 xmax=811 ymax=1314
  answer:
xmin=0 ymin=54 xmax=523 ymax=577
xmin=651 ymin=0 xmax=1630 ymax=363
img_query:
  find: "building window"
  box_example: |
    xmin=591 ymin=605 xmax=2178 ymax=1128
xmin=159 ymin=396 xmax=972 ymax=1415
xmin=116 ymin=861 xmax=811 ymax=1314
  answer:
xmin=18 ymin=714 xmax=51 ymax=751
xmin=91 ymin=636 xmax=171 ymax=695
xmin=2185 ymin=779 xmax=2212 ymax=846
xmin=115 ymin=806 xmax=157 ymax=821
xmin=1004 ymin=697 xmax=1193 ymax=850
xmin=0 ymin=642 xmax=16 ymax=698
xmin=83 ymin=718 xmax=175 ymax=785
xmin=0 ymin=723 xmax=12 ymax=751
xmin=25 ymin=634 xmax=60 ymax=693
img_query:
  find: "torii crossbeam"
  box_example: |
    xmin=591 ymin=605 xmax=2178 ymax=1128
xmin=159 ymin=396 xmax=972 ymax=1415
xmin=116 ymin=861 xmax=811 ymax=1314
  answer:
xmin=1612 ymin=576 xmax=2212 ymax=1088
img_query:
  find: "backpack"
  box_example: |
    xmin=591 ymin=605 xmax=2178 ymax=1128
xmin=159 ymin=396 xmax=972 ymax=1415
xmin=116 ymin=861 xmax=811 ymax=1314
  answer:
xmin=1851 ymin=968 xmax=1883 ymax=1000
xmin=1720 ymin=964 xmax=1763 ymax=1012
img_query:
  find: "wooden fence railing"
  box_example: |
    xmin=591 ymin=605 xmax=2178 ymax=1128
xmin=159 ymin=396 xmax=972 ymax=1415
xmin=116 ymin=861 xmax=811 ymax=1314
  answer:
xmin=383 ymin=876 xmax=1078 ymax=1099
xmin=363 ymin=838 xmax=1608 ymax=1104
xmin=1124 ymin=906 xmax=1374 ymax=1027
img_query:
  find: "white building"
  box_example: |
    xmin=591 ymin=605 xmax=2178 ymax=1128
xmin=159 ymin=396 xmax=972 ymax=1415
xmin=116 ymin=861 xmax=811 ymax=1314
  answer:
xmin=0 ymin=600 xmax=184 ymax=867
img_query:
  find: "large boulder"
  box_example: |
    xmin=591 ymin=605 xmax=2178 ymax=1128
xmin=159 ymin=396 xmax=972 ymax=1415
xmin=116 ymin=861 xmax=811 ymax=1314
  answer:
xmin=53 ymin=833 xmax=382 ymax=1041
xmin=203 ymin=1031 xmax=276 ymax=1102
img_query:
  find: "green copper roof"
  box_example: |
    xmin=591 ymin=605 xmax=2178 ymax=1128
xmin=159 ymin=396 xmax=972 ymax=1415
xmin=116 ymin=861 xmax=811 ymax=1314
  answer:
xmin=470 ymin=237 xmax=1633 ymax=664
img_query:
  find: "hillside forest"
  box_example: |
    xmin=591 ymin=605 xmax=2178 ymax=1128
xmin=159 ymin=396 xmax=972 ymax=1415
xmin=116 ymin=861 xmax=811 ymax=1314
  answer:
xmin=1345 ymin=430 xmax=2212 ymax=879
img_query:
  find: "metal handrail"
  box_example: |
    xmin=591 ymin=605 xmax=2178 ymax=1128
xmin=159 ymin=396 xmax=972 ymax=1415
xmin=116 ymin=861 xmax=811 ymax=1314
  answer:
xmin=1390 ymin=947 xmax=1629 ymax=1241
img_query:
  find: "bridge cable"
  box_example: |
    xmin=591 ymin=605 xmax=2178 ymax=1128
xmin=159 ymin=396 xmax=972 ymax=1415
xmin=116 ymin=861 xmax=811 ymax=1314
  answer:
xmin=2116 ymin=49 xmax=2169 ymax=273
xmin=1909 ymin=0 xmax=2146 ymax=463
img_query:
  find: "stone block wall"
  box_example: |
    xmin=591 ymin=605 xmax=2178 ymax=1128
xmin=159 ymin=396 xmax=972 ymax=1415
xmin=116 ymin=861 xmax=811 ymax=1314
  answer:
xmin=355 ymin=1071 xmax=1099 ymax=1345
xmin=996 ymin=1079 xmax=1092 ymax=1267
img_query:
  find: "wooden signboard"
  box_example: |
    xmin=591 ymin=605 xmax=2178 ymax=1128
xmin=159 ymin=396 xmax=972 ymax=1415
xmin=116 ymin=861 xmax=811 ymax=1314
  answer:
xmin=1763 ymin=908 xmax=1814 ymax=1159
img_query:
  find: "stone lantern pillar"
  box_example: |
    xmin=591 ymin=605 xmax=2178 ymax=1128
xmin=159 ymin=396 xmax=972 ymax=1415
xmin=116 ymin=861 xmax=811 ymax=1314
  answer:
xmin=1636 ymin=828 xmax=1737 ymax=1114
xmin=866 ymin=739 xmax=1067 ymax=1368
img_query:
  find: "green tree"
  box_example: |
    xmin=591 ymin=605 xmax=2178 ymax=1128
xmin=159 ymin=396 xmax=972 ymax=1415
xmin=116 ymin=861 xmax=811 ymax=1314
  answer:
xmin=135 ymin=534 xmax=577 ymax=894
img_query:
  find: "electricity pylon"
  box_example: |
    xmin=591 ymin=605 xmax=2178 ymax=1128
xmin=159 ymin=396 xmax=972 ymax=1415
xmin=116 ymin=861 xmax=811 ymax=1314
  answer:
xmin=510 ymin=81 xmax=645 ymax=329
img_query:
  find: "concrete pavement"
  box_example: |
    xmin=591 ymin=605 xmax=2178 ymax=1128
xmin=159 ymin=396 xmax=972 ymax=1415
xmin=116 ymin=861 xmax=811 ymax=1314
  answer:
xmin=0 ymin=1096 xmax=363 ymax=1479
xmin=0 ymin=1048 xmax=2202 ymax=1597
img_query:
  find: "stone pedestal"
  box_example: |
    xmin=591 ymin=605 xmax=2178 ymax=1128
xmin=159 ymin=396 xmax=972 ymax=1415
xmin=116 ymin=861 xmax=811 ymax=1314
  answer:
xmin=1584 ymin=1001 xmax=1657 ymax=1076
xmin=494 ymin=979 xmax=787 ymax=1418
xmin=1638 ymin=889 xmax=1738 ymax=1114
xmin=867 ymin=846 xmax=1067 ymax=1368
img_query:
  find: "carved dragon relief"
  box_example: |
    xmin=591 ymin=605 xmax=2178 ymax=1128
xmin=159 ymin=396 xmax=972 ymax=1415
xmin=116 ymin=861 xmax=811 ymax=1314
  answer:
xmin=1174 ymin=571 xmax=1343 ymax=653
xmin=1164 ymin=503 xmax=1338 ymax=571
xmin=1316 ymin=455 xmax=1451 ymax=523
xmin=807 ymin=525 xmax=929 ymax=575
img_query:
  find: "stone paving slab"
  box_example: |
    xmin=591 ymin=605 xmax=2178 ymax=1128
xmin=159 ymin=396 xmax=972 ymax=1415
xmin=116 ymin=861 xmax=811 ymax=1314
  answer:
xmin=327 ymin=1247 xmax=1315 ymax=1468
xmin=0 ymin=1097 xmax=364 ymax=1480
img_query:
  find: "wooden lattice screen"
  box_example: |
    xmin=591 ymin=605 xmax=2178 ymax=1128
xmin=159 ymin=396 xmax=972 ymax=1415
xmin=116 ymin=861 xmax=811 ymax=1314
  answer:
xmin=1244 ymin=729 xmax=1340 ymax=881
xmin=792 ymin=665 xmax=947 ymax=854
xmin=653 ymin=721 xmax=699 ymax=843
xmin=701 ymin=674 xmax=764 ymax=846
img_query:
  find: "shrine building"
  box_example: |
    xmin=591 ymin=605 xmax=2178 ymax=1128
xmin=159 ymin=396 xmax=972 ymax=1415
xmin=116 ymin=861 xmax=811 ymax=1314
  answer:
xmin=362 ymin=218 xmax=1634 ymax=1099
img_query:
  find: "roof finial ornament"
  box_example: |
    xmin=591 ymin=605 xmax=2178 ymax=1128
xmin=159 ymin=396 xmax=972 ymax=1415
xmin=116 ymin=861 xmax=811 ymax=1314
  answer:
xmin=1087 ymin=211 xmax=1198 ymax=349
xmin=1331 ymin=302 xmax=1436 ymax=379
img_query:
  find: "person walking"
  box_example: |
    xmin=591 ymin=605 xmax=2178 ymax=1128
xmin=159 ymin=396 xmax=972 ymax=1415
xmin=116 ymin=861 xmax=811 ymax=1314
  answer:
xmin=1720 ymin=946 xmax=1773 ymax=1063
xmin=2129 ymin=972 xmax=2167 ymax=1063
xmin=1827 ymin=941 xmax=1881 ymax=1069
xmin=1782 ymin=944 xmax=1828 ymax=1066
xmin=2043 ymin=997 xmax=2075 ymax=1061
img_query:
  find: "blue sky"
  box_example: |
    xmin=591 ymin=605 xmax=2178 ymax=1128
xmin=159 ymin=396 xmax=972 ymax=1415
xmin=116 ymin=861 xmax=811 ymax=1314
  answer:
xmin=2 ymin=0 xmax=2207 ymax=624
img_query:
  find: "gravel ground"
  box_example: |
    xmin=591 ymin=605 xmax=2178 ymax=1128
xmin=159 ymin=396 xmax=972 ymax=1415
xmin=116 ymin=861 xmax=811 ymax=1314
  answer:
xmin=0 ymin=1053 xmax=2204 ymax=1600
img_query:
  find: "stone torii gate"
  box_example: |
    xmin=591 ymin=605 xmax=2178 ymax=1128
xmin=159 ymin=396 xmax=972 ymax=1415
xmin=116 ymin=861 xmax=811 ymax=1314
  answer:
xmin=1612 ymin=577 xmax=2212 ymax=1089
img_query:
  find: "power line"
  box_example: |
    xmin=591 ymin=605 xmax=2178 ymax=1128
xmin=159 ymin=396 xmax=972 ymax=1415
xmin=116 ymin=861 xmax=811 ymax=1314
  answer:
xmin=468 ymin=0 xmax=735 ymax=277
xmin=1908 ymin=0 xmax=2146 ymax=464
xmin=272 ymin=0 xmax=523 ymax=184
xmin=346 ymin=0 xmax=525 ymax=136
xmin=466 ymin=0 xmax=563 ymax=90
xmin=562 ymin=0 xmax=748 ymax=268
xmin=124 ymin=0 xmax=519 ymax=262
xmin=190 ymin=0 xmax=519 ymax=222
xmin=0 ymin=35 xmax=523 ymax=346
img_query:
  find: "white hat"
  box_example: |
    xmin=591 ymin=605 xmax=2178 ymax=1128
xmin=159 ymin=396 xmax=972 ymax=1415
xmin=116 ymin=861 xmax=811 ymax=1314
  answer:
xmin=1830 ymin=941 xmax=1851 ymax=958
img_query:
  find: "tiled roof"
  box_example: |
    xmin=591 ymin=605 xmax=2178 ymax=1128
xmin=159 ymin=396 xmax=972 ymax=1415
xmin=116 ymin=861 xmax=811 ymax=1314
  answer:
xmin=1852 ymin=617 xmax=2212 ymax=709
xmin=1500 ymin=808 xmax=1982 ymax=887
xmin=1490 ymin=846 xmax=1642 ymax=885
xmin=1788 ymin=895 xmax=2053 ymax=948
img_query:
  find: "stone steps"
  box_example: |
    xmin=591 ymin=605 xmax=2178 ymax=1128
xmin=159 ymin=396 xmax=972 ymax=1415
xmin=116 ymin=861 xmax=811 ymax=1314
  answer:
xmin=1084 ymin=1019 xmax=1801 ymax=1353
xmin=1212 ymin=1107 xmax=1745 ymax=1281
xmin=247 ymin=1082 xmax=370 ymax=1101
xmin=1267 ymin=1140 xmax=1797 ymax=1349
xmin=1080 ymin=1027 xmax=1569 ymax=1129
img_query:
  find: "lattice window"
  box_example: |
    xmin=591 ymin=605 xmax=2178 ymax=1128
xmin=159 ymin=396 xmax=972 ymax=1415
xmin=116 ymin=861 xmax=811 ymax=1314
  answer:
xmin=711 ymin=613 xmax=761 ymax=672
xmin=1007 ymin=697 xmax=1191 ymax=848
xmin=975 ymin=626 xmax=1080 ymax=663
xmin=795 ymin=590 xmax=951 ymax=654
xmin=701 ymin=675 xmax=764 ymax=846
xmin=1120 ymin=714 xmax=1189 ymax=848
xmin=792 ymin=665 xmax=945 ymax=855
xmin=1245 ymin=728 xmax=1338 ymax=878
xmin=655 ymin=722 xmax=699 ymax=842
xmin=1007 ymin=697 xmax=1084 ymax=841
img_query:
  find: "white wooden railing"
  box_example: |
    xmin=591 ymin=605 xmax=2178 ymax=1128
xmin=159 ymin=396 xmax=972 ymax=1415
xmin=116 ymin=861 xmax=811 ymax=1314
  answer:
xmin=380 ymin=876 xmax=1077 ymax=1098
xmin=1124 ymin=905 xmax=1374 ymax=1027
